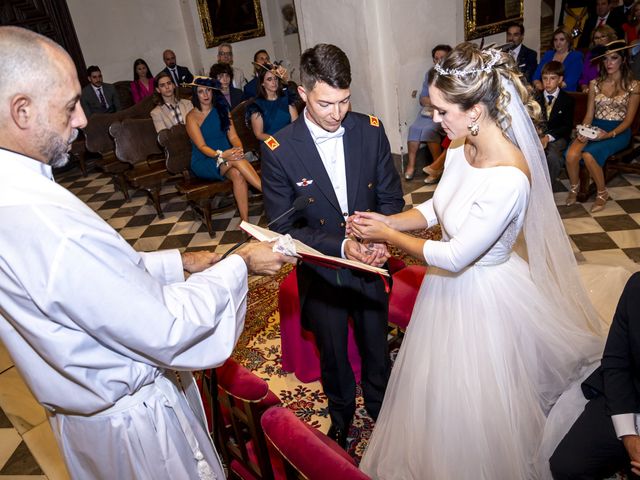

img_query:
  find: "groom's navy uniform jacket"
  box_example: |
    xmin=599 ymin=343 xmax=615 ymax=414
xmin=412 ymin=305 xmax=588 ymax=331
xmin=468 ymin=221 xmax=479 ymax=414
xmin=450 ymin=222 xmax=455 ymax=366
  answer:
xmin=260 ymin=111 xmax=404 ymax=430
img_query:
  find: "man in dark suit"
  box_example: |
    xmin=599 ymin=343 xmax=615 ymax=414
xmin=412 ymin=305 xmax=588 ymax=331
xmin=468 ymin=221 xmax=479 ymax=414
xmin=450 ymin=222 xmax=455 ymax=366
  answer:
xmin=161 ymin=49 xmax=193 ymax=86
xmin=550 ymin=272 xmax=640 ymax=479
xmin=578 ymin=0 xmax=625 ymax=48
xmin=613 ymin=0 xmax=635 ymax=22
xmin=80 ymin=65 xmax=121 ymax=118
xmin=506 ymin=22 xmax=538 ymax=83
xmin=536 ymin=61 xmax=575 ymax=182
xmin=261 ymin=44 xmax=404 ymax=448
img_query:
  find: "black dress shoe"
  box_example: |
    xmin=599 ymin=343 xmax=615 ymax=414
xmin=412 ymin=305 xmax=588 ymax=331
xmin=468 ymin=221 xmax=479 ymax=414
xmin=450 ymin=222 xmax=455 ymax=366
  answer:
xmin=327 ymin=423 xmax=348 ymax=449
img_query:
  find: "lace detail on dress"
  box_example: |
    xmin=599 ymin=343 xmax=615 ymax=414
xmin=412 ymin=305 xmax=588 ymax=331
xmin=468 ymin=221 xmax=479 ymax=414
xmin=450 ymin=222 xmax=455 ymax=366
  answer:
xmin=594 ymin=80 xmax=638 ymax=121
xmin=499 ymin=216 xmax=520 ymax=251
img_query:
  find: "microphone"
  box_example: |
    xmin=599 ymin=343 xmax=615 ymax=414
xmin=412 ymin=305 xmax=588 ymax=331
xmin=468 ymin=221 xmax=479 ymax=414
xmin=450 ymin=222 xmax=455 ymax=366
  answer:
xmin=220 ymin=196 xmax=313 ymax=259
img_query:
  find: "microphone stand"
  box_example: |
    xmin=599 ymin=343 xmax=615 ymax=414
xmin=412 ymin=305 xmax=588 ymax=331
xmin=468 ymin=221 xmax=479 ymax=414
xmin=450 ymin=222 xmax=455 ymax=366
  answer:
xmin=220 ymin=196 xmax=312 ymax=259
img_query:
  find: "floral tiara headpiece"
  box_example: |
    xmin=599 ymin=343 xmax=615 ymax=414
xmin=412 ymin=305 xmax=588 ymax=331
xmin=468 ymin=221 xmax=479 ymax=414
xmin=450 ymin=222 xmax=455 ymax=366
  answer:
xmin=434 ymin=49 xmax=502 ymax=77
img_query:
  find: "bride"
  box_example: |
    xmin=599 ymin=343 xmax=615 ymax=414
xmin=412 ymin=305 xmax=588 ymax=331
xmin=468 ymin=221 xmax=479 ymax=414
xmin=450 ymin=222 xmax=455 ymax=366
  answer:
xmin=352 ymin=43 xmax=610 ymax=479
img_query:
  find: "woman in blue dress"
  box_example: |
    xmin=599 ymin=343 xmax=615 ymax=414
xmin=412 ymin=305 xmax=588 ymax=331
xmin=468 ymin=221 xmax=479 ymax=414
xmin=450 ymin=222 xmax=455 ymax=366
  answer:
xmin=247 ymin=64 xmax=298 ymax=141
xmin=186 ymin=77 xmax=261 ymax=222
xmin=565 ymin=40 xmax=640 ymax=213
xmin=533 ymin=27 xmax=584 ymax=92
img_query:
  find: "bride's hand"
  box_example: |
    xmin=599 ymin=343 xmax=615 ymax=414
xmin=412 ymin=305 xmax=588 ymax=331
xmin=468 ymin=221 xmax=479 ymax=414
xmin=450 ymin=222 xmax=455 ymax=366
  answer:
xmin=349 ymin=215 xmax=392 ymax=242
xmin=346 ymin=211 xmax=390 ymax=235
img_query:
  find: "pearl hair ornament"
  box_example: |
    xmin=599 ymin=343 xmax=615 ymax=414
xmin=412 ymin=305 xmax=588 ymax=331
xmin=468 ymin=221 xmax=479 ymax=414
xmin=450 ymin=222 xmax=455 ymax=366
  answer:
xmin=434 ymin=49 xmax=502 ymax=77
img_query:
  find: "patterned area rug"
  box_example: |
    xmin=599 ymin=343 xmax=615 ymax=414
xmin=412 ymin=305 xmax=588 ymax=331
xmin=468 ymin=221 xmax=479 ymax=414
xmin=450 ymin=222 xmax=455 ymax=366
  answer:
xmin=233 ymin=229 xmax=439 ymax=462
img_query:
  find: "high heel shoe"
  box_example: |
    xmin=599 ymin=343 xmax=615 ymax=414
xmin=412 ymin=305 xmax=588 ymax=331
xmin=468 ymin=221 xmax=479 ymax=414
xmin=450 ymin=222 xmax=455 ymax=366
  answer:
xmin=404 ymin=169 xmax=415 ymax=181
xmin=591 ymin=189 xmax=609 ymax=213
xmin=565 ymin=184 xmax=579 ymax=206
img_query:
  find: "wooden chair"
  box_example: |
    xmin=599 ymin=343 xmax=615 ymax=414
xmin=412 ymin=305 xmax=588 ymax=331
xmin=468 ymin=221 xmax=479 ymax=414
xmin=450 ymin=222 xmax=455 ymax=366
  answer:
xmin=109 ymin=118 xmax=171 ymax=217
xmin=157 ymin=124 xmax=234 ymax=237
xmin=113 ymin=80 xmax=135 ymax=110
xmin=260 ymin=407 xmax=370 ymax=480
xmin=83 ymin=94 xmax=157 ymax=199
xmin=231 ymin=99 xmax=261 ymax=156
xmin=211 ymin=359 xmax=281 ymax=480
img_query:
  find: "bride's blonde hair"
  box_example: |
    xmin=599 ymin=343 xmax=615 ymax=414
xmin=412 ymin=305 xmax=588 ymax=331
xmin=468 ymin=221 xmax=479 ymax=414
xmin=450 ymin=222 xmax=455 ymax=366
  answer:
xmin=429 ymin=42 xmax=541 ymax=135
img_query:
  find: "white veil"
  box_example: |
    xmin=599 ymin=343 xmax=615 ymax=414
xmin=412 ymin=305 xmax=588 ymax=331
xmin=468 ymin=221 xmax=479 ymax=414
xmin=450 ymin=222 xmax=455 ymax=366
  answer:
xmin=501 ymin=79 xmax=604 ymax=337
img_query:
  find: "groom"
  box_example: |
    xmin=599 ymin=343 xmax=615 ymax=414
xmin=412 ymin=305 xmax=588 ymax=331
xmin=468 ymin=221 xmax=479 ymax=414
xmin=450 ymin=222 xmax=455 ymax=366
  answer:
xmin=261 ymin=43 xmax=404 ymax=447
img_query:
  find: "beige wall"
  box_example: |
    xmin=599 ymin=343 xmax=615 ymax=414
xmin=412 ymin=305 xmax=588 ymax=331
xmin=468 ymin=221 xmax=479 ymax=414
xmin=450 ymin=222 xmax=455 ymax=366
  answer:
xmin=67 ymin=0 xmax=542 ymax=153
xmin=67 ymin=0 xmax=299 ymax=84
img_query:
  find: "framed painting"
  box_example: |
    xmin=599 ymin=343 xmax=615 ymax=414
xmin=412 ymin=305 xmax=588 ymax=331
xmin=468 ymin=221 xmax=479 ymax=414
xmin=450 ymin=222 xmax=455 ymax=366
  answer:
xmin=196 ymin=0 xmax=266 ymax=48
xmin=464 ymin=0 xmax=524 ymax=41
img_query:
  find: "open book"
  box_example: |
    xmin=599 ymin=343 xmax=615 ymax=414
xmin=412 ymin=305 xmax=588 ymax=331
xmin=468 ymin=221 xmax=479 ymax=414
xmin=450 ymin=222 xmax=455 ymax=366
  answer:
xmin=239 ymin=221 xmax=389 ymax=277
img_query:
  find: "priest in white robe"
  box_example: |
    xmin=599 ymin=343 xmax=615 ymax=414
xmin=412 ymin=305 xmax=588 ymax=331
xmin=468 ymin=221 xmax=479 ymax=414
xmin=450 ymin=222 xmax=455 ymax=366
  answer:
xmin=0 ymin=26 xmax=293 ymax=480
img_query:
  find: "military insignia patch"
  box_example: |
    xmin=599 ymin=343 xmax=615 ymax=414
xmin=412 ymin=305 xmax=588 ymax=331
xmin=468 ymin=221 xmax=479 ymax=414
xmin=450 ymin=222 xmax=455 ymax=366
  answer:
xmin=265 ymin=136 xmax=280 ymax=150
xmin=369 ymin=115 xmax=380 ymax=127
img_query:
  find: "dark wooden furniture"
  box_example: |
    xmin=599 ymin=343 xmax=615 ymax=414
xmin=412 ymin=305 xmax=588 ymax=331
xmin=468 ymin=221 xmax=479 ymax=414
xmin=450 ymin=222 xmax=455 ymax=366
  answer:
xmin=157 ymin=124 xmax=234 ymax=237
xmin=231 ymin=100 xmax=261 ymax=156
xmin=113 ymin=81 xmax=135 ymax=110
xmin=109 ymin=118 xmax=171 ymax=217
xmin=83 ymin=95 xmax=157 ymax=199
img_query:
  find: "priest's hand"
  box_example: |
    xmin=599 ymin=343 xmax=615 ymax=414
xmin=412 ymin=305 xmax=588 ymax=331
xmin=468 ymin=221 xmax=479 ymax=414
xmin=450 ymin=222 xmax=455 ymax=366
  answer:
xmin=236 ymin=241 xmax=296 ymax=275
xmin=182 ymin=251 xmax=221 ymax=273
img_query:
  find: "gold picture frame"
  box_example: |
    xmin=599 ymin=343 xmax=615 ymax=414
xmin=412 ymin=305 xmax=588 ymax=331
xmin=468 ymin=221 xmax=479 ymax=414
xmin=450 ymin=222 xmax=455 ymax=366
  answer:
xmin=464 ymin=0 xmax=523 ymax=41
xmin=196 ymin=0 xmax=266 ymax=48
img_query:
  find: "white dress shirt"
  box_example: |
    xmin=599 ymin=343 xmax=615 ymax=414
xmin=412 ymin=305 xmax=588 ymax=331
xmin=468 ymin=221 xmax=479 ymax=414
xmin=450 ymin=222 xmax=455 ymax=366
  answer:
xmin=303 ymin=109 xmax=350 ymax=256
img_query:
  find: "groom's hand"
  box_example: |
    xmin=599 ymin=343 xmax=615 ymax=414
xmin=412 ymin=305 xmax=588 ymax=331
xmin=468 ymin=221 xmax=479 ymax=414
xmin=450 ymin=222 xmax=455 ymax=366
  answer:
xmin=344 ymin=239 xmax=377 ymax=265
xmin=623 ymin=435 xmax=640 ymax=475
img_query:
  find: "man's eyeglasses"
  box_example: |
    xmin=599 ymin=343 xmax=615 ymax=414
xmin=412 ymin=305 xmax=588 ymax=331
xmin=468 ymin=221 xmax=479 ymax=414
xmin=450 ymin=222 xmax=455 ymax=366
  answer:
xmin=219 ymin=51 xmax=232 ymax=57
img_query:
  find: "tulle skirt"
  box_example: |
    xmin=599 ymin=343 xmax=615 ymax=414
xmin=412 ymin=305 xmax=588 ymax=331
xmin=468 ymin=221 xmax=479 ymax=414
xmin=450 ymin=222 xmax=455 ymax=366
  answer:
xmin=360 ymin=253 xmax=604 ymax=480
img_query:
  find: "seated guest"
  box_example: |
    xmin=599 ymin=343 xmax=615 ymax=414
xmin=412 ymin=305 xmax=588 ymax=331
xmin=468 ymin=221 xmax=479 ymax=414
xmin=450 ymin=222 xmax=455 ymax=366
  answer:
xmin=217 ymin=43 xmax=246 ymax=89
xmin=161 ymin=49 xmax=194 ymax=86
xmin=533 ymin=27 xmax=584 ymax=92
xmin=578 ymin=0 xmax=626 ymax=48
xmin=80 ymin=65 xmax=121 ymax=117
xmin=579 ymin=25 xmax=618 ymax=92
xmin=246 ymin=64 xmax=298 ymax=141
xmin=185 ymin=77 xmax=261 ymax=222
xmin=536 ymin=61 xmax=575 ymax=182
xmin=244 ymin=49 xmax=271 ymax=99
xmin=130 ymin=58 xmax=154 ymax=104
xmin=550 ymin=273 xmax=640 ymax=480
xmin=404 ymin=44 xmax=452 ymax=180
xmin=150 ymin=71 xmax=193 ymax=133
xmin=209 ymin=62 xmax=243 ymax=109
xmin=506 ymin=21 xmax=538 ymax=83
xmin=565 ymin=40 xmax=640 ymax=212
xmin=622 ymin=1 xmax=640 ymax=43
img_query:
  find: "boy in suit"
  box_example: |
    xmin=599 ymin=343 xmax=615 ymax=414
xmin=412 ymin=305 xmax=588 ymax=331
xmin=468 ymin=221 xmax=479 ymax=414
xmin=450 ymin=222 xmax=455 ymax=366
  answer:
xmin=537 ymin=61 xmax=575 ymax=183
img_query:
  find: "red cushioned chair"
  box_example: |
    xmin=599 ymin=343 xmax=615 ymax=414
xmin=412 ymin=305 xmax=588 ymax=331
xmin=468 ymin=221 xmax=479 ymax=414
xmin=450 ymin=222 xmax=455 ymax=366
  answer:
xmin=208 ymin=358 xmax=281 ymax=480
xmin=261 ymin=406 xmax=370 ymax=480
xmin=278 ymin=259 xmax=427 ymax=383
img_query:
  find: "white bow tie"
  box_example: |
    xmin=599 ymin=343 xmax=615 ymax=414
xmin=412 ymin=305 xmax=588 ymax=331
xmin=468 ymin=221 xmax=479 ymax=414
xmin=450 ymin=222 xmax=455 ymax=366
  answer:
xmin=314 ymin=126 xmax=345 ymax=144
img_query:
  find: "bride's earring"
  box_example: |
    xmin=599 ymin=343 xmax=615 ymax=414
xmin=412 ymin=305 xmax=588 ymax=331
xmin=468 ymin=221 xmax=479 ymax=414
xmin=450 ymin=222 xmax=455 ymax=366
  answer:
xmin=467 ymin=118 xmax=479 ymax=136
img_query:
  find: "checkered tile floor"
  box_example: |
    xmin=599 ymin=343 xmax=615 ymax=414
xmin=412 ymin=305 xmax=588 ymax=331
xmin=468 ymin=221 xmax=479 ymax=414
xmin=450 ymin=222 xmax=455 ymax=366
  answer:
xmin=3 ymin=159 xmax=640 ymax=478
xmin=56 ymin=161 xmax=640 ymax=262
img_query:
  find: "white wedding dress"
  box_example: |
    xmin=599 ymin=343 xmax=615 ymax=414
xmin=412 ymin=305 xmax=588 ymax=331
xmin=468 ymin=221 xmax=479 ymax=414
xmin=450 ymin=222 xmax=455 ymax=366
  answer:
xmin=360 ymin=144 xmax=608 ymax=479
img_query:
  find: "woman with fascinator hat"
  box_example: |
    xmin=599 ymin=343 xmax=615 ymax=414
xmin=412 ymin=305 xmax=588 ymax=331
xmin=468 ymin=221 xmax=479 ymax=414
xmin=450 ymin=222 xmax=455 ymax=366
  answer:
xmin=565 ymin=39 xmax=640 ymax=213
xmin=246 ymin=62 xmax=298 ymax=141
xmin=352 ymin=42 xmax=623 ymax=479
xmin=186 ymin=76 xmax=262 ymax=222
